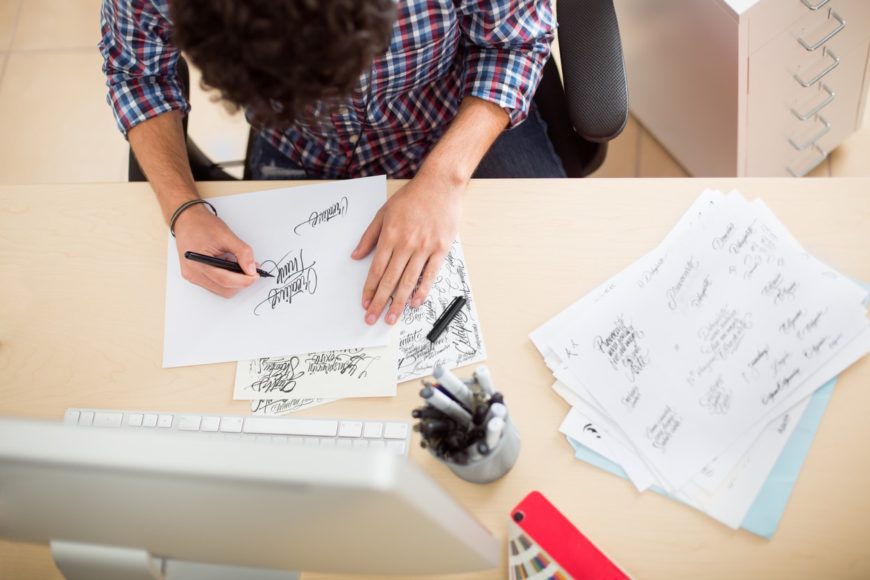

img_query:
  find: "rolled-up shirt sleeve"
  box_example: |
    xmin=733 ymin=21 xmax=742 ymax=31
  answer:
xmin=457 ymin=0 xmax=556 ymax=128
xmin=99 ymin=0 xmax=188 ymax=137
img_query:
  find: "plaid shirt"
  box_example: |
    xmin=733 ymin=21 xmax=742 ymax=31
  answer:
xmin=100 ymin=0 xmax=555 ymax=178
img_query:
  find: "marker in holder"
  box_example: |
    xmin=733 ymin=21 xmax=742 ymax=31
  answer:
xmin=412 ymin=364 xmax=520 ymax=484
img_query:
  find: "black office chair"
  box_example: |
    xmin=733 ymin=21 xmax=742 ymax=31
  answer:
xmin=129 ymin=0 xmax=628 ymax=181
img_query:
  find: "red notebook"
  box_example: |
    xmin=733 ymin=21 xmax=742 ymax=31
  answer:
xmin=509 ymin=491 xmax=630 ymax=579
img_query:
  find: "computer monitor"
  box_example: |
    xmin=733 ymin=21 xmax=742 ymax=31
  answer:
xmin=0 ymin=418 xmax=499 ymax=579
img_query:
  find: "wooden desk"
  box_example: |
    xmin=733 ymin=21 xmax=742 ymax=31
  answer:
xmin=1 ymin=178 xmax=869 ymax=579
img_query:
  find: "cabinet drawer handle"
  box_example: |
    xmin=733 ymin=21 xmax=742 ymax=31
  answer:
xmin=786 ymin=144 xmax=826 ymax=177
xmin=789 ymin=114 xmax=831 ymax=150
xmin=797 ymin=8 xmax=846 ymax=51
xmin=791 ymin=83 xmax=836 ymax=120
xmin=793 ymin=47 xmax=839 ymax=87
xmin=801 ymin=0 xmax=831 ymax=10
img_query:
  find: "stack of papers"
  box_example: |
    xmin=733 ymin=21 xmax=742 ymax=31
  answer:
xmin=531 ymin=190 xmax=870 ymax=532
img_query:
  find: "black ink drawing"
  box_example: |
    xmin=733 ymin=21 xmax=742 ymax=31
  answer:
xmin=637 ymin=256 xmax=666 ymax=289
xmin=247 ymin=356 xmax=306 ymax=394
xmin=304 ymin=348 xmax=381 ymax=380
xmin=583 ymin=423 xmax=602 ymax=439
xmin=698 ymin=376 xmax=732 ymax=415
xmin=252 ymin=398 xmax=327 ymax=415
xmin=761 ymin=367 xmax=801 ymax=406
xmin=796 ymin=309 xmax=826 ymax=339
xmin=728 ymin=220 xmax=756 ymax=255
xmin=665 ymin=256 xmax=699 ymax=310
xmin=711 ymin=222 xmax=735 ymax=250
xmin=293 ymin=196 xmax=349 ymax=235
xmin=594 ymin=315 xmax=649 ymax=383
xmin=697 ymin=306 xmax=753 ymax=365
xmin=254 ymin=249 xmax=319 ymax=315
xmin=646 ymin=406 xmax=683 ymax=452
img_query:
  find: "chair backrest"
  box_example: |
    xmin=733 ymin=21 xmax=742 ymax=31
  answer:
xmin=533 ymin=0 xmax=629 ymax=177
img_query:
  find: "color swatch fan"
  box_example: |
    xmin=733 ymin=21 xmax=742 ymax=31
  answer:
xmin=509 ymin=492 xmax=629 ymax=580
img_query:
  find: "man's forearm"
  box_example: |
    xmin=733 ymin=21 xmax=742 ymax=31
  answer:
xmin=418 ymin=96 xmax=510 ymax=187
xmin=127 ymin=111 xmax=200 ymax=223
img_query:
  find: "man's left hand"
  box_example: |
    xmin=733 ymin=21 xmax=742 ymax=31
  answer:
xmin=352 ymin=172 xmax=463 ymax=325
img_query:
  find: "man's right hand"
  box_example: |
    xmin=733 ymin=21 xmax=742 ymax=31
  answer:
xmin=173 ymin=204 xmax=259 ymax=298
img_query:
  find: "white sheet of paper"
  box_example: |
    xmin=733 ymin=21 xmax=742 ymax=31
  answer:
xmin=163 ymin=176 xmax=392 ymax=368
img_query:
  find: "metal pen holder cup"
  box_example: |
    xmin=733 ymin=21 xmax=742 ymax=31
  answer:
xmin=434 ymin=417 xmax=521 ymax=484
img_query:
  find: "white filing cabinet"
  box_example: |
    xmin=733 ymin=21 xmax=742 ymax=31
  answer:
xmin=614 ymin=0 xmax=870 ymax=176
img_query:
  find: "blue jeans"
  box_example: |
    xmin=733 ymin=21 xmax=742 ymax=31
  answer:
xmin=246 ymin=104 xmax=566 ymax=180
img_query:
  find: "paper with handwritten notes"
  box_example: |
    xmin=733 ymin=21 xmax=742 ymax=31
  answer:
xmin=163 ymin=176 xmax=392 ymax=368
xmin=234 ymin=341 xmax=398 ymax=399
xmin=236 ymin=239 xmax=487 ymax=405
xmin=532 ymin=189 xmax=869 ymax=527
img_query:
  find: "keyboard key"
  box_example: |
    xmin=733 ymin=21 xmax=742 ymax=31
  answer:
xmin=386 ymin=440 xmax=407 ymax=454
xmin=220 ymin=417 xmax=243 ymax=433
xmin=363 ymin=422 xmax=384 ymax=439
xmin=384 ymin=423 xmax=409 ymax=440
xmin=78 ymin=411 xmax=94 ymax=426
xmin=64 ymin=410 xmax=80 ymax=425
xmin=177 ymin=415 xmax=202 ymax=431
xmin=157 ymin=415 xmax=174 ymax=428
xmin=127 ymin=414 xmax=143 ymax=427
xmin=201 ymin=417 xmax=220 ymax=432
xmin=143 ymin=414 xmax=158 ymax=428
xmin=338 ymin=421 xmax=363 ymax=438
xmin=244 ymin=417 xmax=338 ymax=437
xmin=93 ymin=412 xmax=123 ymax=428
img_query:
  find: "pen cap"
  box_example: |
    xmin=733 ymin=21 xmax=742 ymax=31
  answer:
xmin=438 ymin=417 xmax=521 ymax=485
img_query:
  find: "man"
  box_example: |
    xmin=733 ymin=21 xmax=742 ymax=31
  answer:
xmin=100 ymin=0 xmax=561 ymax=325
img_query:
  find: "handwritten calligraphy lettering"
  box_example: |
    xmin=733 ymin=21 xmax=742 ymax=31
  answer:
xmin=594 ymin=316 xmax=649 ymax=382
xmin=254 ymin=249 xmax=319 ymax=315
xmin=293 ymin=196 xmax=349 ymax=234
xmin=666 ymin=257 xmax=699 ymax=310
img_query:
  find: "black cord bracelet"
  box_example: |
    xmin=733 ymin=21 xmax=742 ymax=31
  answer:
xmin=169 ymin=199 xmax=218 ymax=237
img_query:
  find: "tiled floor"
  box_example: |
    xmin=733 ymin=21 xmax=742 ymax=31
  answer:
xmin=0 ymin=0 xmax=866 ymax=184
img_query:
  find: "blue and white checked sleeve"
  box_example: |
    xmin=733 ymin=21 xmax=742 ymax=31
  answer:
xmin=99 ymin=0 xmax=189 ymax=137
xmin=457 ymin=0 xmax=556 ymax=127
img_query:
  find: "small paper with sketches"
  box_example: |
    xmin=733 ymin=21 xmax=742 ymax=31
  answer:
xmin=234 ymin=338 xmax=398 ymax=399
xmin=163 ymin=176 xmax=392 ymax=368
xmin=234 ymin=239 xmax=486 ymax=405
xmin=531 ymin=189 xmax=870 ymax=531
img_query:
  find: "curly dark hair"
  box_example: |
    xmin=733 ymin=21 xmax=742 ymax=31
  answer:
xmin=169 ymin=0 xmax=396 ymax=128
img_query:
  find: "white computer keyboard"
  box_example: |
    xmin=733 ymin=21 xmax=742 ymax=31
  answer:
xmin=64 ymin=408 xmax=411 ymax=456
